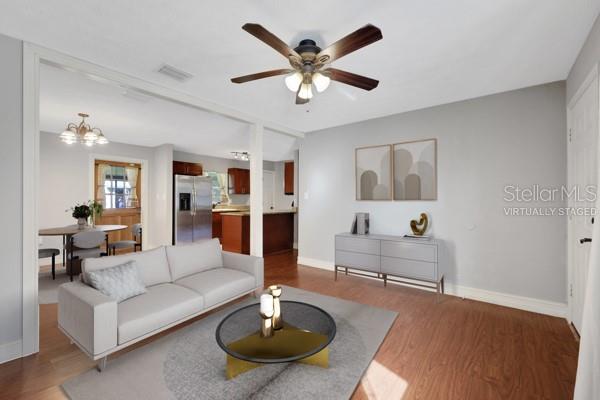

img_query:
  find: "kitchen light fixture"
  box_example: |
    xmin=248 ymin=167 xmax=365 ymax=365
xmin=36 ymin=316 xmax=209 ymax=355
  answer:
xmin=231 ymin=151 xmax=250 ymax=161
xmin=59 ymin=113 xmax=108 ymax=146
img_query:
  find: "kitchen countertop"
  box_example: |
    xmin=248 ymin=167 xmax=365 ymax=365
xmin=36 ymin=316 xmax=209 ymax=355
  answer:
xmin=221 ymin=208 xmax=297 ymax=216
xmin=212 ymin=208 xmax=249 ymax=213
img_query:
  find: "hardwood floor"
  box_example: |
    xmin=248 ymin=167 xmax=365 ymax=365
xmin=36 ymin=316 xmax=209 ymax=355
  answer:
xmin=1 ymin=251 xmax=578 ymax=399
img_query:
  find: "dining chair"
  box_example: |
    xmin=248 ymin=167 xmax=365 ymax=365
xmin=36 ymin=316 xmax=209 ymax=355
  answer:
xmin=67 ymin=230 xmax=108 ymax=281
xmin=38 ymin=248 xmax=60 ymax=280
xmin=108 ymin=223 xmax=142 ymax=255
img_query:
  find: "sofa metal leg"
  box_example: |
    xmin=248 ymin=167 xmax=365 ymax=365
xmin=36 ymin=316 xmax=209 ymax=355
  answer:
xmin=97 ymin=356 xmax=107 ymax=372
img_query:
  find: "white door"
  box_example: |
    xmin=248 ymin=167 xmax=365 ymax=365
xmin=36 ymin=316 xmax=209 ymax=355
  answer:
xmin=263 ymin=170 xmax=274 ymax=210
xmin=569 ymin=73 xmax=599 ymax=332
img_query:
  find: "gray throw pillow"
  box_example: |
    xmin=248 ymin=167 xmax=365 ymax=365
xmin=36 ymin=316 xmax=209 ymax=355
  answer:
xmin=87 ymin=260 xmax=147 ymax=302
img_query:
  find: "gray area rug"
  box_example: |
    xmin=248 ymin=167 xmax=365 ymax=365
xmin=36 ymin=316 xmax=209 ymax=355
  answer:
xmin=62 ymin=286 xmax=397 ymax=400
xmin=39 ymin=270 xmax=70 ymax=304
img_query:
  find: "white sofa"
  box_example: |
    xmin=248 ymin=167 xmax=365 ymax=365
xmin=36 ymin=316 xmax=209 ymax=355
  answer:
xmin=58 ymin=238 xmax=263 ymax=370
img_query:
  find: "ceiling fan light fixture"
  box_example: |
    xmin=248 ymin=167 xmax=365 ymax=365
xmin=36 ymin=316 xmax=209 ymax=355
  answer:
xmin=312 ymin=72 xmax=331 ymax=93
xmin=285 ymin=72 xmax=303 ymax=92
xmin=298 ymin=83 xmax=313 ymax=100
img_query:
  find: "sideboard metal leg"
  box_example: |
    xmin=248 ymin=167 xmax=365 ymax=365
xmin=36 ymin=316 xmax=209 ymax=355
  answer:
xmin=334 ymin=266 xmax=338 ymax=281
xmin=383 ymin=274 xmax=387 ymax=287
xmin=97 ymin=356 xmax=107 ymax=372
xmin=440 ymin=277 xmax=445 ymax=294
xmin=345 ymin=267 xmax=348 ymax=275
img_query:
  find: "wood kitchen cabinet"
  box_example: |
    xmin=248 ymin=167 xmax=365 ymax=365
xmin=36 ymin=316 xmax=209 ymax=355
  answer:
xmin=221 ymin=212 xmax=294 ymax=255
xmin=173 ymin=161 xmax=203 ymax=176
xmin=228 ymin=168 xmax=250 ymax=194
xmin=212 ymin=211 xmax=222 ymax=241
xmin=284 ymin=161 xmax=294 ymax=195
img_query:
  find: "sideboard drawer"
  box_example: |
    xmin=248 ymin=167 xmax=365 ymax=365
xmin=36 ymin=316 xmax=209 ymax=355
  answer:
xmin=335 ymin=235 xmax=380 ymax=255
xmin=381 ymin=256 xmax=437 ymax=281
xmin=380 ymin=240 xmax=437 ymax=262
xmin=335 ymin=250 xmax=380 ymax=273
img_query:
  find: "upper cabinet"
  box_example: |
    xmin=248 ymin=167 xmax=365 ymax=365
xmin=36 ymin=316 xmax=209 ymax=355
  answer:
xmin=284 ymin=161 xmax=294 ymax=195
xmin=228 ymin=168 xmax=250 ymax=194
xmin=173 ymin=161 xmax=203 ymax=176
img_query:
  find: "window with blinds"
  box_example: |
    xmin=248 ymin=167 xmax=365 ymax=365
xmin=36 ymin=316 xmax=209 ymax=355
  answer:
xmin=95 ymin=161 xmax=141 ymax=209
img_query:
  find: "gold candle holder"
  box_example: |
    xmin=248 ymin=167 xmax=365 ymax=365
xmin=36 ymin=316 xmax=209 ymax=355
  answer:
xmin=260 ymin=311 xmax=274 ymax=338
xmin=268 ymin=285 xmax=283 ymax=330
xmin=259 ymin=294 xmax=274 ymax=338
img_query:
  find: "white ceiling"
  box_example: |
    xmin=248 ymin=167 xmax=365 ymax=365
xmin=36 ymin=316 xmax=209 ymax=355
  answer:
xmin=3 ymin=1 xmax=600 ymax=133
xmin=39 ymin=64 xmax=299 ymax=161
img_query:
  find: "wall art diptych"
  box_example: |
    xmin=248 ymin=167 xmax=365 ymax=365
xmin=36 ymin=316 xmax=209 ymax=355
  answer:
xmin=355 ymin=139 xmax=437 ymax=201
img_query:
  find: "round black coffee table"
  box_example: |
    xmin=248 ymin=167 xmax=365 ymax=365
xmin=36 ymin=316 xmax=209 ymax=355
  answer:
xmin=215 ymin=300 xmax=336 ymax=379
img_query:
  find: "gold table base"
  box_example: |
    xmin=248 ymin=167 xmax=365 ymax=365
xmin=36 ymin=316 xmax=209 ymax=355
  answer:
xmin=225 ymin=324 xmax=329 ymax=379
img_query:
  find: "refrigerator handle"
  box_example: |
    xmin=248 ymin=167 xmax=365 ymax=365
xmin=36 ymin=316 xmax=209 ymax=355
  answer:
xmin=192 ymin=188 xmax=196 ymax=216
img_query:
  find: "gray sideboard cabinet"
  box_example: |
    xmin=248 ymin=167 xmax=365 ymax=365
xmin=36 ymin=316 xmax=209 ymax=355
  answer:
xmin=334 ymin=232 xmax=444 ymax=293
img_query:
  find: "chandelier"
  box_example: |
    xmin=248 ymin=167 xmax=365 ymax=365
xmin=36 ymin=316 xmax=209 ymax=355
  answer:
xmin=231 ymin=151 xmax=250 ymax=161
xmin=59 ymin=113 xmax=108 ymax=146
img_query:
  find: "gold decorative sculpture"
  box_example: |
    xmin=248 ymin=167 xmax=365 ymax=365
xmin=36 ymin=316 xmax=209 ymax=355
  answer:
xmin=268 ymin=285 xmax=283 ymax=330
xmin=259 ymin=294 xmax=274 ymax=338
xmin=410 ymin=213 xmax=429 ymax=236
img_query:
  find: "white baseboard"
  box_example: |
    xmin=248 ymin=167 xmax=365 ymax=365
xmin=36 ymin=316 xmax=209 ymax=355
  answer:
xmin=297 ymin=257 xmax=334 ymax=270
xmin=444 ymin=284 xmax=567 ymax=318
xmin=0 ymin=339 xmax=22 ymax=364
xmin=297 ymin=257 xmax=567 ymax=318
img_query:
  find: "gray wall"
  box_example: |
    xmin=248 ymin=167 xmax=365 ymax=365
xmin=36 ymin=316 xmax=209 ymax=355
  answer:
xmin=298 ymin=82 xmax=567 ymax=303
xmin=567 ymin=14 xmax=600 ymax=102
xmin=0 ymin=34 xmax=23 ymax=361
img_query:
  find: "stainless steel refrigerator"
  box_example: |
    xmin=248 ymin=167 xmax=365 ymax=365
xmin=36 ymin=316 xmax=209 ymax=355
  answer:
xmin=174 ymin=175 xmax=212 ymax=244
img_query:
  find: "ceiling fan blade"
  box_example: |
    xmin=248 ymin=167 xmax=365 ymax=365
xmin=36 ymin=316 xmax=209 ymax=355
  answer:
xmin=325 ymin=68 xmax=379 ymax=91
xmin=316 ymin=24 xmax=382 ymax=64
xmin=231 ymin=69 xmax=293 ymax=84
xmin=295 ymin=85 xmax=309 ymax=105
xmin=242 ymin=23 xmax=300 ymax=59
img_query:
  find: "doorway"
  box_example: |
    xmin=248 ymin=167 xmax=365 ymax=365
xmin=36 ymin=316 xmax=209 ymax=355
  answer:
xmin=568 ymin=66 xmax=599 ymax=332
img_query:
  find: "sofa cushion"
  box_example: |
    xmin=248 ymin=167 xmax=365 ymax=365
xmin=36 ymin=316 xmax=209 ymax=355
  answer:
xmin=117 ymin=283 xmax=203 ymax=344
xmin=166 ymin=239 xmax=223 ymax=281
xmin=87 ymin=261 xmax=146 ymax=303
xmin=82 ymin=246 xmax=171 ymax=287
xmin=175 ymin=268 xmax=255 ymax=308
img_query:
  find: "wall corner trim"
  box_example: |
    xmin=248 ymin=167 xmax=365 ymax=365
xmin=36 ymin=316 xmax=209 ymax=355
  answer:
xmin=297 ymin=257 xmax=568 ymax=319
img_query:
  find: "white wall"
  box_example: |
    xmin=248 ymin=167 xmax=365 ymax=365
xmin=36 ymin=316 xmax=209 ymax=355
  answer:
xmin=0 ymin=33 xmax=23 ymax=363
xmin=567 ymin=14 xmax=600 ymax=103
xmin=298 ymin=82 xmax=567 ymax=304
xmin=149 ymin=144 xmax=173 ymax=247
xmin=39 ymin=132 xmax=166 ymax=257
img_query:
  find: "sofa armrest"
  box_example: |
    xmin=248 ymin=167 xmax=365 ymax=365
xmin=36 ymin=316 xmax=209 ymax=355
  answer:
xmin=58 ymin=281 xmax=117 ymax=358
xmin=222 ymin=251 xmax=264 ymax=289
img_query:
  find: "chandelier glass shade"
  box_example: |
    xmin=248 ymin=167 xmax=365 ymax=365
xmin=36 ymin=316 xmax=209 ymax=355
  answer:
xmin=59 ymin=113 xmax=108 ymax=146
xmin=231 ymin=151 xmax=250 ymax=161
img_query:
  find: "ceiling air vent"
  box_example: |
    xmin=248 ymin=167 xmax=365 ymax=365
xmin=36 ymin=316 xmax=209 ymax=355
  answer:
xmin=157 ymin=64 xmax=194 ymax=82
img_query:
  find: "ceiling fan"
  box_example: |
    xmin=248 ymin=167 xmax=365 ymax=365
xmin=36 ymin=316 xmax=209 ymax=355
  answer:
xmin=231 ymin=23 xmax=382 ymax=104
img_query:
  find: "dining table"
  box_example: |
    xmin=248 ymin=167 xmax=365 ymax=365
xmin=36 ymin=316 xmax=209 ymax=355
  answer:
xmin=39 ymin=224 xmax=128 ymax=267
